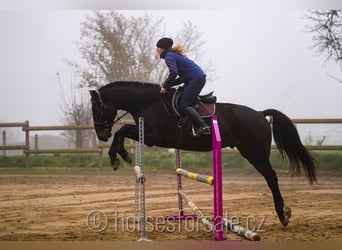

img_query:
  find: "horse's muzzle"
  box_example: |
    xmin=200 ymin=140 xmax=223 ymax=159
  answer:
xmin=96 ymin=130 xmax=112 ymax=142
xmin=98 ymin=135 xmax=109 ymax=142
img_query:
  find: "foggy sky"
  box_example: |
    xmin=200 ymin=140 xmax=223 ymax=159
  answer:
xmin=0 ymin=1 xmax=341 ymax=143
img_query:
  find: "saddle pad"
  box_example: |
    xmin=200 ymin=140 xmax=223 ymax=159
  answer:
xmin=172 ymin=88 xmax=216 ymax=118
xmin=198 ymin=103 xmax=216 ymax=118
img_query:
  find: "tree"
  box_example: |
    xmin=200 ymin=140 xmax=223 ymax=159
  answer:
xmin=305 ymin=10 xmax=342 ymax=82
xmin=57 ymin=73 xmax=94 ymax=148
xmin=68 ymin=11 xmax=212 ymax=88
xmin=62 ymin=11 xmax=213 ymax=146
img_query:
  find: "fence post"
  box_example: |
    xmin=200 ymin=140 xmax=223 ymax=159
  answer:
xmin=98 ymin=148 xmax=103 ymax=167
xmin=34 ymin=134 xmax=38 ymax=150
xmin=2 ymin=130 xmax=6 ymax=156
xmin=23 ymin=121 xmax=30 ymax=168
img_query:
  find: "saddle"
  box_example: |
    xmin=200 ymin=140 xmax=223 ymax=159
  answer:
xmin=172 ymin=87 xmax=216 ymax=118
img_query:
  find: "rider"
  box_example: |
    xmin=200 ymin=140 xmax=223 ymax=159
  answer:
xmin=157 ymin=37 xmax=211 ymax=136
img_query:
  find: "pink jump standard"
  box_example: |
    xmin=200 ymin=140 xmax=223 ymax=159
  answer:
xmin=212 ymin=115 xmax=224 ymax=241
xmin=165 ymin=115 xmax=224 ymax=241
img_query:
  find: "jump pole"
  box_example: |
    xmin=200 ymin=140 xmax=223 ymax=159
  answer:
xmin=165 ymin=149 xmax=197 ymax=221
xmin=223 ymin=219 xmax=260 ymax=241
xmin=176 ymin=168 xmax=214 ymax=185
xmin=179 ymin=191 xmax=213 ymax=231
xmin=180 ymin=190 xmax=260 ymax=241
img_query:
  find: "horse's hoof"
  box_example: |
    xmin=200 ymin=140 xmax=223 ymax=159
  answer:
xmin=112 ymin=159 xmax=120 ymax=171
xmin=281 ymin=206 xmax=292 ymax=227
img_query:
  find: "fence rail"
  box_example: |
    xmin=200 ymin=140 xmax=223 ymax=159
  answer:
xmin=27 ymin=125 xmax=95 ymax=131
xmin=1 ymin=118 xmax=341 ymax=167
xmin=292 ymin=118 xmax=342 ymax=124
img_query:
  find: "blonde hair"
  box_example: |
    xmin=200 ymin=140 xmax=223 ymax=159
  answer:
xmin=171 ymin=44 xmax=186 ymax=57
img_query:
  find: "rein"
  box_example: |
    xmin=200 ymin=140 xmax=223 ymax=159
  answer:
xmin=113 ymin=110 xmax=130 ymax=125
xmin=95 ymin=89 xmax=158 ymax=127
xmin=160 ymin=92 xmax=178 ymax=116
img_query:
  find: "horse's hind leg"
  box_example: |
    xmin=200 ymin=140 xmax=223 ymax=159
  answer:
xmin=235 ymin=114 xmax=291 ymax=226
xmin=251 ymin=159 xmax=291 ymax=226
xmin=238 ymin=140 xmax=292 ymax=226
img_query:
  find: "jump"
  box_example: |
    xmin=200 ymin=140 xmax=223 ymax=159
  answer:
xmin=89 ymin=81 xmax=317 ymax=227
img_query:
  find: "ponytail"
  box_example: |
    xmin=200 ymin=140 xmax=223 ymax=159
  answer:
xmin=171 ymin=44 xmax=186 ymax=57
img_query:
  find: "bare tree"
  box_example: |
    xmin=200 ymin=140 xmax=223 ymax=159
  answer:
xmin=67 ymin=11 xmax=213 ymax=88
xmin=57 ymin=73 xmax=94 ymax=148
xmin=305 ymin=130 xmax=327 ymax=146
xmin=61 ymin=11 xmax=213 ymax=146
xmin=305 ymin=10 xmax=342 ymax=83
xmin=175 ymin=20 xmax=215 ymax=82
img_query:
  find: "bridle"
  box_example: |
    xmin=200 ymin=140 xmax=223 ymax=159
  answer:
xmin=92 ymin=90 xmax=130 ymax=134
xmin=92 ymin=87 xmax=159 ymax=134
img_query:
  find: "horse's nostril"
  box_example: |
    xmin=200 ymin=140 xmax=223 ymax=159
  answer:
xmin=98 ymin=135 xmax=108 ymax=142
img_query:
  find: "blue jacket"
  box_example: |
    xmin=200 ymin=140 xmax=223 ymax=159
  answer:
xmin=161 ymin=50 xmax=205 ymax=89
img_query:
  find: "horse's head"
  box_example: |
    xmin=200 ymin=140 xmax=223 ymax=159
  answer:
xmin=89 ymin=90 xmax=117 ymax=142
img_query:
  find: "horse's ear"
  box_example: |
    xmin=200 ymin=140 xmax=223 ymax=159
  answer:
xmin=89 ymin=90 xmax=100 ymax=101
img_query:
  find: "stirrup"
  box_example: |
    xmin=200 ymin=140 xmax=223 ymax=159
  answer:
xmin=193 ymin=126 xmax=211 ymax=136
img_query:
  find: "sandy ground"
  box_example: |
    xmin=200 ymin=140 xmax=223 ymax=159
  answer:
xmin=0 ymin=173 xmax=341 ymax=241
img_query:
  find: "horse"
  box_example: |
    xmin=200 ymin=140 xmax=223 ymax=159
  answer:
xmin=89 ymin=81 xmax=317 ymax=227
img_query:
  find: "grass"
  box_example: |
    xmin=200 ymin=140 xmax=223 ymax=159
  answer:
xmin=0 ymin=150 xmax=341 ymax=175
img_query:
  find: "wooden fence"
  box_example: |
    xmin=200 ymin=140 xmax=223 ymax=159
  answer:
xmin=1 ymin=118 xmax=342 ymax=167
xmin=0 ymin=120 xmax=133 ymax=167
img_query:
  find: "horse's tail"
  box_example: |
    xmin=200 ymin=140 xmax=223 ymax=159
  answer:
xmin=262 ymin=109 xmax=317 ymax=184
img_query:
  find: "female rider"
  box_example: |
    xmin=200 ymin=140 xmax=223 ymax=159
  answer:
xmin=157 ymin=37 xmax=210 ymax=136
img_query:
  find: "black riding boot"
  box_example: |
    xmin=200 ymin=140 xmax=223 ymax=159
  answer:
xmin=183 ymin=107 xmax=211 ymax=136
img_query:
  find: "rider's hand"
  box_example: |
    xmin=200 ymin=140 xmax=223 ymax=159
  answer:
xmin=160 ymin=87 xmax=166 ymax=94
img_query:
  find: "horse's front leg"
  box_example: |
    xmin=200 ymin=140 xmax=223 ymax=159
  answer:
xmin=108 ymin=134 xmax=120 ymax=171
xmin=109 ymin=125 xmax=138 ymax=170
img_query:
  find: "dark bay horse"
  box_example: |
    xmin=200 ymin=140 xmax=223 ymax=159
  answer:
xmin=89 ymin=81 xmax=317 ymax=227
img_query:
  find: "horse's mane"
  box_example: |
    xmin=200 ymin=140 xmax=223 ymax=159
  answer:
xmin=99 ymin=81 xmax=160 ymax=91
